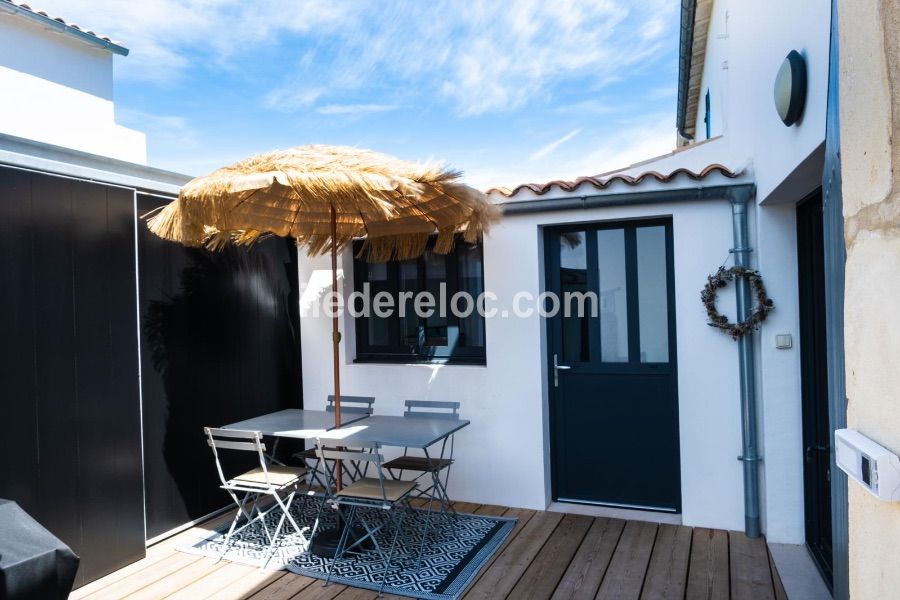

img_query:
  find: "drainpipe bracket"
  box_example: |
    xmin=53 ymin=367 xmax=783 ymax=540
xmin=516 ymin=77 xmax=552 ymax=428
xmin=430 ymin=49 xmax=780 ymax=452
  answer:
xmin=737 ymin=455 xmax=763 ymax=462
xmin=729 ymin=247 xmax=754 ymax=253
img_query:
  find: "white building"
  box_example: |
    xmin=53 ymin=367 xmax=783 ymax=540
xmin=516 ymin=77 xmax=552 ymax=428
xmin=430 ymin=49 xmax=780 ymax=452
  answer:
xmin=0 ymin=0 xmax=146 ymax=163
xmin=299 ymin=0 xmax=835 ymax=593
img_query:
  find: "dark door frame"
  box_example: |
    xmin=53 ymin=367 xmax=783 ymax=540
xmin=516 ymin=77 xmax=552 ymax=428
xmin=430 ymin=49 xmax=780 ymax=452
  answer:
xmin=544 ymin=216 xmax=681 ymax=512
xmin=797 ymin=189 xmax=833 ymax=588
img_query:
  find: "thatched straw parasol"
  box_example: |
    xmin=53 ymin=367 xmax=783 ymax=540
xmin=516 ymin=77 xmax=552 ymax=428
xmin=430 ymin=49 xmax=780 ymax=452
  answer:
xmin=146 ymin=144 xmax=498 ymax=463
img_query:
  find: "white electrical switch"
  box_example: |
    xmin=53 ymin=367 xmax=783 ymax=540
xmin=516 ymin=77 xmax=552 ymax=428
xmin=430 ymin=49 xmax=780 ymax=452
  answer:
xmin=835 ymin=429 xmax=900 ymax=502
xmin=775 ymin=334 xmax=792 ymax=349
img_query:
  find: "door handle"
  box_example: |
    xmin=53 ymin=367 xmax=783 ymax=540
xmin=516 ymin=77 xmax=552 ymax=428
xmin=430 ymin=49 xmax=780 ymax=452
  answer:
xmin=553 ymin=353 xmax=571 ymax=388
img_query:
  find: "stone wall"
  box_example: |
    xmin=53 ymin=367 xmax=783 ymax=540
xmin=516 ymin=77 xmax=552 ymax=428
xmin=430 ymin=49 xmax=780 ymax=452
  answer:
xmin=840 ymin=0 xmax=900 ymax=596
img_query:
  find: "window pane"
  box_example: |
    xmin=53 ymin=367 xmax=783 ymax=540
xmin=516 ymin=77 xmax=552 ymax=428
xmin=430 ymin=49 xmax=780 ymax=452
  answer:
xmin=597 ymin=229 xmax=628 ymax=362
xmin=560 ymin=231 xmax=589 ymax=362
xmin=399 ymin=259 xmax=419 ymax=345
xmin=366 ymin=262 xmax=390 ymax=346
xmin=424 ymin=252 xmax=447 ymax=345
xmin=457 ymin=243 xmax=485 ymax=347
xmin=636 ymin=226 xmax=669 ymax=362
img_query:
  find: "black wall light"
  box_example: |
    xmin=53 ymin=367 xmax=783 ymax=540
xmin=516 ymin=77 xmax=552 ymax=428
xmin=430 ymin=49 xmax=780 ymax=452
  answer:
xmin=774 ymin=50 xmax=807 ymax=126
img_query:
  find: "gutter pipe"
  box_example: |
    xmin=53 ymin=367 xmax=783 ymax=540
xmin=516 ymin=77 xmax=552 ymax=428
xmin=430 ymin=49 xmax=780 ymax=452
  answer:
xmin=728 ymin=185 xmax=761 ymax=538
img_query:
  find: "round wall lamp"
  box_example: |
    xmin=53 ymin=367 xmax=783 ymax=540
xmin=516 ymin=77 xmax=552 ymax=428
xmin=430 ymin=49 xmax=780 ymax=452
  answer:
xmin=774 ymin=50 xmax=807 ymax=126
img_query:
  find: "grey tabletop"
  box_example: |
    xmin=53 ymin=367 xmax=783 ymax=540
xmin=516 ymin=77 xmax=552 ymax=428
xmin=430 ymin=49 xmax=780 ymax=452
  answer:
xmin=222 ymin=409 xmax=367 ymax=439
xmin=315 ymin=414 xmax=470 ymax=449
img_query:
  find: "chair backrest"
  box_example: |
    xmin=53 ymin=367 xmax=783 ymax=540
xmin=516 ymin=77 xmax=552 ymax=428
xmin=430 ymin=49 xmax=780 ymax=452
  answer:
xmin=316 ymin=445 xmax=392 ymax=502
xmin=404 ymin=399 xmax=460 ymax=420
xmin=204 ymin=427 xmax=269 ymax=488
xmin=326 ymin=395 xmax=375 ymax=415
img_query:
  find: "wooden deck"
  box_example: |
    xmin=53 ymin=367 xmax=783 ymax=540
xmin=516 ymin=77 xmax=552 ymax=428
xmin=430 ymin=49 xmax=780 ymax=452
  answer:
xmin=69 ymin=502 xmax=788 ymax=600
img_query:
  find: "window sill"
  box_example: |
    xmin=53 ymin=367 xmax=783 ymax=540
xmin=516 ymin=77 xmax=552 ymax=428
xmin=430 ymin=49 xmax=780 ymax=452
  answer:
xmin=353 ymin=357 xmax=486 ymax=367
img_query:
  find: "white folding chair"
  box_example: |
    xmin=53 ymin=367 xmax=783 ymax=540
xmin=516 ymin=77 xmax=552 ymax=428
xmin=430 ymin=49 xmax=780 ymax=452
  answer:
xmin=205 ymin=427 xmax=309 ymax=567
xmin=312 ymin=445 xmax=416 ymax=596
xmin=294 ymin=395 xmax=375 ymax=489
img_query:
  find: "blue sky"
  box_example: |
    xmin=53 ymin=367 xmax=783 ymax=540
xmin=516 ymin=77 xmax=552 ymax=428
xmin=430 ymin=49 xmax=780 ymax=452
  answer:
xmin=40 ymin=0 xmax=680 ymax=190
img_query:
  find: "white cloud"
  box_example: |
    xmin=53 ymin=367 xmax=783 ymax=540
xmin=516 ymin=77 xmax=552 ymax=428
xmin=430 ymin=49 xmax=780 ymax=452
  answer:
xmin=530 ymin=128 xmax=582 ymax=161
xmin=316 ymin=103 xmax=399 ymax=116
xmin=462 ymin=114 xmax=676 ymax=191
xmin=262 ymin=87 xmax=324 ymax=113
xmin=28 ymin=0 xmax=349 ymax=83
xmin=33 ymin=0 xmax=677 ymax=115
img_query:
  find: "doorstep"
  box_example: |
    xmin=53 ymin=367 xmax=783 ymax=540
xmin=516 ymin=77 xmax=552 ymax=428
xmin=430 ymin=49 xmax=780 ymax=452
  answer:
xmin=547 ymin=501 xmax=683 ymax=525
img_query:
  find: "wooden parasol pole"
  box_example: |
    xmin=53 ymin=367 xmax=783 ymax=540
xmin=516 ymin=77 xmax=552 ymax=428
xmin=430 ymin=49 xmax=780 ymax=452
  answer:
xmin=330 ymin=205 xmax=343 ymax=490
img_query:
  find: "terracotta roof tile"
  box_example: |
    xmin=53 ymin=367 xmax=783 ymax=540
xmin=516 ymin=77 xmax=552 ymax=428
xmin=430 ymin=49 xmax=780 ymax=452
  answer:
xmin=1 ymin=0 xmax=127 ymax=53
xmin=488 ymin=164 xmax=739 ymax=197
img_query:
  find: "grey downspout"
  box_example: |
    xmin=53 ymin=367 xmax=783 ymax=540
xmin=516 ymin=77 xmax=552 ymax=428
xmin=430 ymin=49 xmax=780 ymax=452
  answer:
xmin=729 ymin=185 xmax=761 ymax=538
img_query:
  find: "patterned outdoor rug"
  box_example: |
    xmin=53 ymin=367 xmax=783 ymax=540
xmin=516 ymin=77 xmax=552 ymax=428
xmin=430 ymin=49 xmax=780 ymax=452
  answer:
xmin=179 ymin=495 xmax=516 ymax=600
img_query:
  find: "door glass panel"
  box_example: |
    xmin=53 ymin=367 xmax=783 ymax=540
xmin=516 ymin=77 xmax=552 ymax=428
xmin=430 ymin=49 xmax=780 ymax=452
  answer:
xmin=560 ymin=231 xmax=589 ymax=362
xmin=597 ymin=229 xmax=628 ymax=362
xmin=636 ymin=226 xmax=669 ymax=362
xmin=367 ymin=262 xmax=391 ymax=346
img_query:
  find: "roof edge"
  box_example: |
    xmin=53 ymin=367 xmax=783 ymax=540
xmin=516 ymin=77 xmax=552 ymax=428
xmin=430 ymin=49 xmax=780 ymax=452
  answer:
xmin=676 ymin=0 xmax=697 ymax=142
xmin=0 ymin=1 xmax=129 ymax=56
xmin=488 ymin=163 xmax=740 ymax=198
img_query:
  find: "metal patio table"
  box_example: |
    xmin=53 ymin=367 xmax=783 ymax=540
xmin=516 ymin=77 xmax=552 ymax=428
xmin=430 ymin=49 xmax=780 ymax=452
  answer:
xmin=222 ymin=408 xmax=370 ymax=464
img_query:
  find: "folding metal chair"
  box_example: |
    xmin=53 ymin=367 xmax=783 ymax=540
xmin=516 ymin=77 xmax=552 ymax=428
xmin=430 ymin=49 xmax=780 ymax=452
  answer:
xmin=311 ymin=445 xmax=416 ymax=596
xmin=204 ymin=427 xmax=309 ymax=567
xmin=383 ymin=400 xmax=460 ymax=514
xmin=294 ymin=395 xmax=375 ymax=489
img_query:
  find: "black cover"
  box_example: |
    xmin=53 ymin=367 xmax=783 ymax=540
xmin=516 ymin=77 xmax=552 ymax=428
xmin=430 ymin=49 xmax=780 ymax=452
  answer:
xmin=0 ymin=499 xmax=79 ymax=600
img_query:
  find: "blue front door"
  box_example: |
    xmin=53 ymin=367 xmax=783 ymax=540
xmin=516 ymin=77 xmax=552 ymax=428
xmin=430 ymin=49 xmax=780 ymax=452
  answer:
xmin=545 ymin=219 xmax=681 ymax=512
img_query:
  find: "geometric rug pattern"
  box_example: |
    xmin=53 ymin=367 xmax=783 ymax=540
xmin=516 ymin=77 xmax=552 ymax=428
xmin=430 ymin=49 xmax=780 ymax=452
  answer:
xmin=178 ymin=495 xmax=516 ymax=600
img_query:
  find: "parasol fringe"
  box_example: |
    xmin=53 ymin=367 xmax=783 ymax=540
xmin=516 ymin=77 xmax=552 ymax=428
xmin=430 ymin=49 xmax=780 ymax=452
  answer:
xmin=145 ymin=144 xmax=502 ymax=262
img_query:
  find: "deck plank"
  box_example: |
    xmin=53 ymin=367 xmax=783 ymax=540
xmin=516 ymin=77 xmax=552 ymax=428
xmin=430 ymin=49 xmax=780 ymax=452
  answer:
xmin=165 ymin=562 xmax=260 ymax=599
xmin=205 ymin=570 xmax=288 ymax=599
xmin=452 ymin=501 xmax=482 ymax=514
xmin=595 ymin=520 xmax=658 ymax=600
xmin=123 ymin=556 xmax=229 ymax=599
xmin=460 ymin=507 xmax=536 ymax=594
xmin=685 ymin=528 xmax=729 ymax=600
xmin=508 ymin=513 xmax=593 ymax=599
xmin=252 ymin=573 xmax=324 ymax=599
xmin=551 ymin=517 xmax=625 ymax=600
xmin=472 ymin=504 xmax=507 ymax=516
xmin=463 ymin=510 xmax=562 ymax=599
xmin=640 ymin=524 xmax=692 ymax=599
xmin=729 ymin=531 xmax=776 ymax=600
xmin=79 ymin=552 xmax=203 ymax=599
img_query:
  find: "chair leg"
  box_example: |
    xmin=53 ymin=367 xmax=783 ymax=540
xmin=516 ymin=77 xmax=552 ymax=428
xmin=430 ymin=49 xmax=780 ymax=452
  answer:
xmin=379 ymin=508 xmax=405 ymax=597
xmin=219 ymin=490 xmax=248 ymax=562
xmin=324 ymin=505 xmax=355 ymax=587
xmin=262 ymin=491 xmax=290 ymax=569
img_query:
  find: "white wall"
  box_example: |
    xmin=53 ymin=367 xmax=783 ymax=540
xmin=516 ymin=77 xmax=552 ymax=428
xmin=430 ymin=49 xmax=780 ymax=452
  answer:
xmin=0 ymin=17 xmax=145 ymax=163
xmin=693 ymin=0 xmax=830 ymax=204
xmin=677 ymin=0 xmax=831 ymax=544
xmin=301 ymin=179 xmax=762 ymax=531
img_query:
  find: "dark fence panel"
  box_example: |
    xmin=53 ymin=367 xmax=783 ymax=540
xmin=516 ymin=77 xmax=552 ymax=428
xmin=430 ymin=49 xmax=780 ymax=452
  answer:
xmin=137 ymin=193 xmax=302 ymax=539
xmin=0 ymin=167 xmax=145 ymax=587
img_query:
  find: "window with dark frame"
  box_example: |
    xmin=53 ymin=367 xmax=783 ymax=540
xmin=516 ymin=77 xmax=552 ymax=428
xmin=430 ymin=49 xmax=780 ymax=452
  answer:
xmin=352 ymin=237 xmax=486 ymax=364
